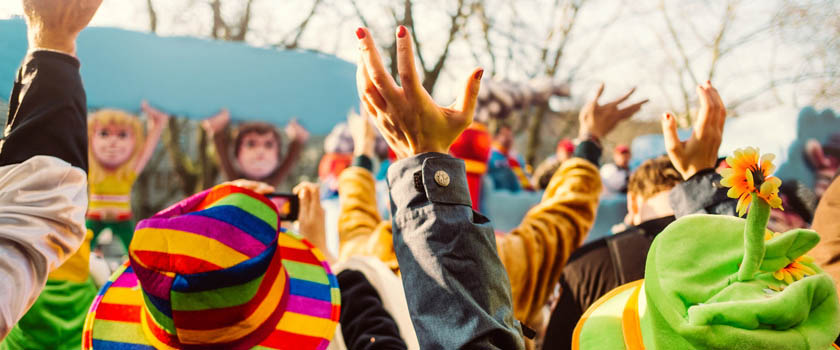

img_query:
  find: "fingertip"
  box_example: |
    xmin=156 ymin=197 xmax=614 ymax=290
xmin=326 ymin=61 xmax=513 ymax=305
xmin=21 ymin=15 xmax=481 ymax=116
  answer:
xmin=474 ymin=68 xmax=484 ymax=81
xmin=355 ymin=27 xmax=366 ymax=40
xmin=397 ymin=25 xmax=407 ymax=38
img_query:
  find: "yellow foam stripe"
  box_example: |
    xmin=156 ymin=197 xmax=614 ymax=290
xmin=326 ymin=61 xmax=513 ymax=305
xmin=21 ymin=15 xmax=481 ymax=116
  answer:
xmin=276 ymin=312 xmax=338 ymax=339
xmin=572 ymin=280 xmax=643 ymax=350
xmin=621 ymin=283 xmax=644 ymax=349
xmin=91 ymin=319 xmax=149 ymax=345
xmin=177 ymin=270 xmax=288 ymax=344
xmin=131 ymin=228 xmax=249 ymax=268
xmin=276 ymin=233 xmax=309 ymax=250
xmin=101 ymin=287 xmax=143 ymax=306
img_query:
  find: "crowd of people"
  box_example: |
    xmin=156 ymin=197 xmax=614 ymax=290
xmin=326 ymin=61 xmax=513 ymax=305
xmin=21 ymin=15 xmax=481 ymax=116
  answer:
xmin=1 ymin=1 xmax=839 ymax=350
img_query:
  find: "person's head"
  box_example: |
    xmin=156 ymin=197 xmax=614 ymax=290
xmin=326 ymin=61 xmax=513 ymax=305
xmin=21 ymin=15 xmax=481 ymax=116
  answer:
xmin=768 ymin=180 xmax=817 ymax=232
xmin=614 ymin=144 xmax=631 ymax=168
xmin=88 ymin=109 xmax=144 ymax=172
xmin=626 ymin=156 xmax=683 ymax=226
xmin=556 ymin=139 xmax=574 ymax=161
xmin=234 ymin=122 xmax=282 ymax=179
xmin=493 ymin=124 xmax=513 ymax=151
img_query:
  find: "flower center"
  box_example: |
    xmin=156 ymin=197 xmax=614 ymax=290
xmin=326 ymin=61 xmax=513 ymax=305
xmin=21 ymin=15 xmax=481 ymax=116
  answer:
xmin=750 ymin=166 xmax=765 ymax=188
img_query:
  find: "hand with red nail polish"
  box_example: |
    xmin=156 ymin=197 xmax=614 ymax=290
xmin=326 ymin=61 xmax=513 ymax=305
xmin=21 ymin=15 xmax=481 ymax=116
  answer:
xmin=354 ymin=26 xmax=483 ymax=158
xmin=661 ymin=81 xmax=727 ymax=179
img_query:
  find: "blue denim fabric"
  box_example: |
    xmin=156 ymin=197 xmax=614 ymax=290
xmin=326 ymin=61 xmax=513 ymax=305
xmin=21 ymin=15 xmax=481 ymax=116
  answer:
xmin=386 ymin=153 xmax=525 ymax=350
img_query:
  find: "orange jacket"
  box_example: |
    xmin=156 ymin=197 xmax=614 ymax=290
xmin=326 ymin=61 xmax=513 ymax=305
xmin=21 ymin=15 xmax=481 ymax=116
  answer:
xmin=337 ymin=158 xmax=601 ymax=330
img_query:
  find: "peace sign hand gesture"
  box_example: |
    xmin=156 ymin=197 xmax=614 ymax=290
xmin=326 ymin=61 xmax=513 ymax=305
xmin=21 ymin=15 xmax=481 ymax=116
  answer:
xmin=355 ymin=26 xmax=483 ymax=159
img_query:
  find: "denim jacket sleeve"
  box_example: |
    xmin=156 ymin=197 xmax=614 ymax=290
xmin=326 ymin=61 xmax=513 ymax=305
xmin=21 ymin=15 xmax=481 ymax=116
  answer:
xmin=387 ymin=153 xmax=525 ymax=350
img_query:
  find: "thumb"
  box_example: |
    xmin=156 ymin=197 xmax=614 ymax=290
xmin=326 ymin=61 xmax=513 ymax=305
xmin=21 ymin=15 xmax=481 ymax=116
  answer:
xmin=455 ymin=68 xmax=484 ymax=118
xmin=661 ymin=112 xmax=683 ymax=157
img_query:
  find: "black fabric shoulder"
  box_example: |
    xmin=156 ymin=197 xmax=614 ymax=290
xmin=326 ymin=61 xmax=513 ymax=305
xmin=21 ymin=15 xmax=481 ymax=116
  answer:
xmin=337 ymin=269 xmax=407 ymax=350
xmin=0 ymin=51 xmax=87 ymax=171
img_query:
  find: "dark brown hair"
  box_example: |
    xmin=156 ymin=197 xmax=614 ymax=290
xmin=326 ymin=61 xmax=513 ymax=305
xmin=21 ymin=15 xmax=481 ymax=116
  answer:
xmin=233 ymin=122 xmax=282 ymax=157
xmin=627 ymin=155 xmax=683 ymax=199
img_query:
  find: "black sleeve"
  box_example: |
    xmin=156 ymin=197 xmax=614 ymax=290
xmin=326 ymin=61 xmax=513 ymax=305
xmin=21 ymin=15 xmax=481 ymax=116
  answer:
xmin=573 ymin=140 xmax=603 ymax=167
xmin=338 ymin=269 xmax=407 ymax=350
xmin=669 ymin=168 xmax=737 ymax=218
xmin=1 ymin=51 xmax=87 ymax=171
xmin=353 ymin=155 xmax=374 ymax=172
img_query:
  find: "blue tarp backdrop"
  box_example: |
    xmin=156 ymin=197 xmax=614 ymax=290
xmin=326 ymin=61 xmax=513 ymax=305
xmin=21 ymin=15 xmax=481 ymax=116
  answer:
xmin=0 ymin=18 xmax=359 ymax=134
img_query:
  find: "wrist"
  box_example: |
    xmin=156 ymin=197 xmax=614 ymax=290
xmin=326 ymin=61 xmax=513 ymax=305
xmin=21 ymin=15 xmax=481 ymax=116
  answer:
xmin=29 ymin=32 xmax=77 ymax=56
xmin=353 ymin=143 xmax=375 ymax=157
xmin=575 ymin=131 xmax=602 ymax=148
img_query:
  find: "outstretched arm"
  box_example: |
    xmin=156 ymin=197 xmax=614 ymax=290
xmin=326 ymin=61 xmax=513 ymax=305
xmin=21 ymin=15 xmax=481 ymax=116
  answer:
xmin=201 ymin=109 xmax=239 ymax=181
xmin=0 ymin=0 xmax=101 ymax=337
xmin=136 ymin=101 xmax=169 ymax=174
xmin=498 ymin=83 xmax=644 ymax=327
xmin=357 ymin=25 xmax=524 ymax=349
xmin=265 ymin=120 xmax=308 ymax=187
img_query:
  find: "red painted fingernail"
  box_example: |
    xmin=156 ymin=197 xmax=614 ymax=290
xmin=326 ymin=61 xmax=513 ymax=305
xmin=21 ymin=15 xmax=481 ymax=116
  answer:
xmin=706 ymin=80 xmax=711 ymax=85
xmin=474 ymin=69 xmax=484 ymax=80
xmin=397 ymin=25 xmax=407 ymax=38
xmin=356 ymin=28 xmax=366 ymax=39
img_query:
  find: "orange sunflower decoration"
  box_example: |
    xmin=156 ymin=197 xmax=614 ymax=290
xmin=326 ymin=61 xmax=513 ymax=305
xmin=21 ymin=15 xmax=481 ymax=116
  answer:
xmin=719 ymin=147 xmax=783 ymax=217
xmin=765 ymin=231 xmax=817 ymax=284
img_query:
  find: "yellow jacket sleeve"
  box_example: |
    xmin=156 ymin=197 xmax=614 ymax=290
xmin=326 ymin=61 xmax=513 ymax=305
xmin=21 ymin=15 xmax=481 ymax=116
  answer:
xmin=496 ymin=158 xmax=602 ymax=327
xmin=337 ymin=167 xmax=400 ymax=274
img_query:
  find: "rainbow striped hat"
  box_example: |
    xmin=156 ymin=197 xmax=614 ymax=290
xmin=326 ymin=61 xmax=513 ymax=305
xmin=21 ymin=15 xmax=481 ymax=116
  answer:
xmin=82 ymin=184 xmax=340 ymax=350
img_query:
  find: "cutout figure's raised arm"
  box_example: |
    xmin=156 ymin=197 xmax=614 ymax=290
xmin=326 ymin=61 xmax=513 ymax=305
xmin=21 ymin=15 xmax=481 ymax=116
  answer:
xmin=201 ymin=109 xmax=238 ymax=181
xmin=136 ymin=101 xmax=169 ymax=174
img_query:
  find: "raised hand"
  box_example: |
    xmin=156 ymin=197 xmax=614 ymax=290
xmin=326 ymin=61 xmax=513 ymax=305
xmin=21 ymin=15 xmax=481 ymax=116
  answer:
xmin=200 ymin=109 xmax=231 ymax=136
xmin=22 ymin=0 xmax=103 ymax=55
xmin=578 ymin=83 xmax=648 ymax=140
xmin=662 ymin=81 xmax=726 ymax=180
xmin=141 ymin=101 xmax=169 ymax=132
xmin=285 ymin=119 xmax=310 ymax=143
xmin=292 ymin=182 xmax=332 ymax=263
xmin=348 ymin=110 xmax=376 ymax=157
xmin=355 ymin=26 xmax=483 ymax=159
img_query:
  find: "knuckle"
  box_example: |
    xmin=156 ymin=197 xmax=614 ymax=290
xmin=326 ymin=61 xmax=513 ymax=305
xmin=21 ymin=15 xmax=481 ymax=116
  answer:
xmin=399 ymin=72 xmax=414 ymax=85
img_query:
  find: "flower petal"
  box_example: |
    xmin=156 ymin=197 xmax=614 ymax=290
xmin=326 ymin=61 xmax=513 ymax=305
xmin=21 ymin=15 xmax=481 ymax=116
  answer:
xmin=745 ymin=169 xmax=754 ymax=190
xmin=790 ymin=268 xmax=804 ymax=281
xmin=727 ymin=186 xmax=744 ymax=199
xmin=768 ymin=196 xmax=783 ymax=209
xmin=737 ymin=194 xmax=751 ymax=217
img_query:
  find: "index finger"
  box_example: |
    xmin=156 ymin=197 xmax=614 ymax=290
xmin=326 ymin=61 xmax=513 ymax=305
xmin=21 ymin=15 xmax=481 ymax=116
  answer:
xmin=707 ymin=83 xmax=726 ymax=130
xmin=356 ymin=28 xmax=400 ymax=101
xmin=610 ymin=87 xmax=637 ymax=106
xmin=695 ymin=85 xmax=714 ymax=137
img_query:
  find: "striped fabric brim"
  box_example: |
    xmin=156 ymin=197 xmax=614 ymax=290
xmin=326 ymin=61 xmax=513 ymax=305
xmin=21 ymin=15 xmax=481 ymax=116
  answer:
xmin=82 ymin=230 xmax=340 ymax=350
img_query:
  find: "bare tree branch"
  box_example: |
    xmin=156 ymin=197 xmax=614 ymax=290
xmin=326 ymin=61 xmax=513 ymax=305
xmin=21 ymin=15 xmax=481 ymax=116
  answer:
xmin=660 ymin=0 xmax=699 ymax=86
xmin=277 ymin=0 xmax=323 ymax=49
xmin=146 ymin=0 xmax=158 ymax=33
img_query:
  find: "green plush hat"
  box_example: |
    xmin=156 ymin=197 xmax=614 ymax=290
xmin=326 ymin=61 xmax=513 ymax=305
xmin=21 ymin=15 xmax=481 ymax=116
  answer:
xmin=574 ymin=148 xmax=840 ymax=350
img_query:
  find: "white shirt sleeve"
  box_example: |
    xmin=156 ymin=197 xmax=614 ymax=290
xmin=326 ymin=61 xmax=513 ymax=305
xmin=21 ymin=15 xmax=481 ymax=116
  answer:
xmin=0 ymin=156 xmax=87 ymax=338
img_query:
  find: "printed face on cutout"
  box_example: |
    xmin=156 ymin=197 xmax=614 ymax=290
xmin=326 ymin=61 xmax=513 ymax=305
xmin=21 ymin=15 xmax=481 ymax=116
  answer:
xmin=237 ymin=131 xmax=279 ymax=179
xmin=92 ymin=123 xmax=136 ymax=169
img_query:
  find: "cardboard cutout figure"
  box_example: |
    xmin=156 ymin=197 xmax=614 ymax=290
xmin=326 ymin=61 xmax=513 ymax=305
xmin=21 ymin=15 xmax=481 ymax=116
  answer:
xmin=805 ymin=133 xmax=840 ymax=198
xmin=203 ymin=110 xmax=308 ymax=187
xmin=87 ymin=103 xmax=168 ymax=249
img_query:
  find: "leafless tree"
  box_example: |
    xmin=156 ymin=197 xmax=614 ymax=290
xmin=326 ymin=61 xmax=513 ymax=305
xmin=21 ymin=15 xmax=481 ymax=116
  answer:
xmin=351 ymin=0 xmax=472 ymax=94
xmin=210 ymin=0 xmax=255 ymax=42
